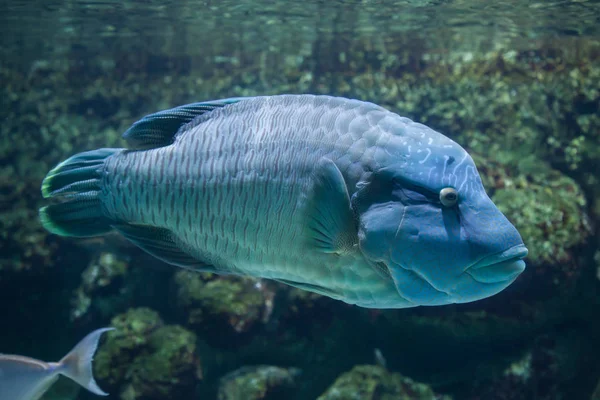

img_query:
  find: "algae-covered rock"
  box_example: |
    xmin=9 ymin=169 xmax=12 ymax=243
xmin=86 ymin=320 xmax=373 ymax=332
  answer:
xmin=217 ymin=365 xmax=301 ymax=400
xmin=317 ymin=365 xmax=451 ymax=400
xmin=174 ymin=270 xmax=269 ymax=341
xmin=94 ymin=308 xmax=164 ymax=388
xmin=71 ymin=251 xmax=130 ymax=322
xmin=121 ymin=325 xmax=202 ymax=400
xmin=94 ymin=307 xmax=202 ymax=399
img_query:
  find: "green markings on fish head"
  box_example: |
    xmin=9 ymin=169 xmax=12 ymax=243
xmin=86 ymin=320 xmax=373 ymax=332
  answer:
xmin=350 ymin=117 xmax=528 ymax=307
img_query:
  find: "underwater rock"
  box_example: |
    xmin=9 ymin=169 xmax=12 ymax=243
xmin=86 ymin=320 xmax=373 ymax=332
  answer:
xmin=217 ymin=365 xmax=301 ymax=400
xmin=94 ymin=308 xmax=165 ymax=389
xmin=120 ymin=325 xmax=202 ymax=400
xmin=71 ymin=251 xmax=130 ymax=322
xmin=94 ymin=307 xmax=202 ymax=400
xmin=174 ymin=270 xmax=272 ymax=343
xmin=317 ymin=365 xmax=451 ymax=400
xmin=470 ymin=335 xmax=564 ymax=400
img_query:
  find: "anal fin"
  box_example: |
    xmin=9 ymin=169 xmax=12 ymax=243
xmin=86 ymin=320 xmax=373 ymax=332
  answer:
xmin=275 ymin=279 xmax=341 ymax=299
xmin=113 ymin=223 xmax=217 ymax=272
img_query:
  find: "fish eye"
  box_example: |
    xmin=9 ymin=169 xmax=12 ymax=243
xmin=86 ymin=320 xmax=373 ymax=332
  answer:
xmin=439 ymin=187 xmax=458 ymax=207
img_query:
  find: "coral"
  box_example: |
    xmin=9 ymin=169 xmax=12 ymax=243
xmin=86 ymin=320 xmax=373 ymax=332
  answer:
xmin=217 ymin=365 xmax=301 ymax=400
xmin=317 ymin=365 xmax=451 ymax=400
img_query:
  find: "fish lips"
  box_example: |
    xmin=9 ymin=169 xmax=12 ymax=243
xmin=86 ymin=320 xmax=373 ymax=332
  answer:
xmin=466 ymin=244 xmax=528 ymax=284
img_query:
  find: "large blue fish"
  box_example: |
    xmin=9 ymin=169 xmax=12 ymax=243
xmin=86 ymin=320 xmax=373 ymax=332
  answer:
xmin=40 ymin=95 xmax=527 ymax=308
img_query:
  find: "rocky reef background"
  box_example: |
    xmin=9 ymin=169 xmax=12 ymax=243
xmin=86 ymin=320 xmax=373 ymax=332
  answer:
xmin=1 ymin=1 xmax=600 ymax=399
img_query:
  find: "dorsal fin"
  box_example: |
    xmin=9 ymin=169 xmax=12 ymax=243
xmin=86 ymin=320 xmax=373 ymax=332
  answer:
xmin=122 ymin=98 xmax=246 ymax=150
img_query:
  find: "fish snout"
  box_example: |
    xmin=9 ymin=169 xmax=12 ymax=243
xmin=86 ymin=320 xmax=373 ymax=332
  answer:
xmin=461 ymin=198 xmax=529 ymax=284
xmin=467 ymin=244 xmax=528 ymax=284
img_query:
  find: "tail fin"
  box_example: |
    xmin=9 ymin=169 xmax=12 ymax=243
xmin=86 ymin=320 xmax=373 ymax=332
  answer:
xmin=58 ymin=327 xmax=114 ymax=396
xmin=39 ymin=148 xmax=121 ymax=237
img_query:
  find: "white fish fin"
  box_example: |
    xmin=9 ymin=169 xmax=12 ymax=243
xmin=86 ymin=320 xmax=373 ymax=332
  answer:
xmin=112 ymin=223 xmax=218 ymax=272
xmin=29 ymin=375 xmax=59 ymax=400
xmin=58 ymin=327 xmax=114 ymax=396
xmin=122 ymin=98 xmax=246 ymax=149
xmin=305 ymin=157 xmax=358 ymax=254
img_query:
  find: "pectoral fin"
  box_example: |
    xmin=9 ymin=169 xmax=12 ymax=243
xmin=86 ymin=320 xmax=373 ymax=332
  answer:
xmin=305 ymin=158 xmax=357 ymax=254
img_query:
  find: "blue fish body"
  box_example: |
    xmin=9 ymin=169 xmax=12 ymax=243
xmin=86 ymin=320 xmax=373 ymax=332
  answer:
xmin=40 ymin=95 xmax=527 ymax=308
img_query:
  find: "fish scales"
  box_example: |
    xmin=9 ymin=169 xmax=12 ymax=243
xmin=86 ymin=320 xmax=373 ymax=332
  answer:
xmin=98 ymin=96 xmax=396 ymax=303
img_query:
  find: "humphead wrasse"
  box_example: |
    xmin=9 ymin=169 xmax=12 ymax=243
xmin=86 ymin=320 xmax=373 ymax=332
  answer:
xmin=40 ymin=95 xmax=528 ymax=308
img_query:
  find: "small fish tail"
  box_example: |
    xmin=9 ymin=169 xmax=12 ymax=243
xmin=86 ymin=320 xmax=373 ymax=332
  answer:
xmin=58 ymin=327 xmax=114 ymax=396
xmin=39 ymin=148 xmax=121 ymax=237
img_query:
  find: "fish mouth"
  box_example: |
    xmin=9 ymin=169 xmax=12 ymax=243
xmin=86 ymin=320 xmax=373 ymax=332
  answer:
xmin=466 ymin=244 xmax=528 ymax=284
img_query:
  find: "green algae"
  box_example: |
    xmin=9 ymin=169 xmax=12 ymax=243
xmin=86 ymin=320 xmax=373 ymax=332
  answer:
xmin=317 ymin=365 xmax=451 ymax=400
xmin=121 ymin=326 xmax=202 ymax=400
xmin=218 ymin=365 xmax=301 ymax=400
xmin=94 ymin=308 xmax=164 ymax=387
xmin=94 ymin=307 xmax=202 ymax=399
